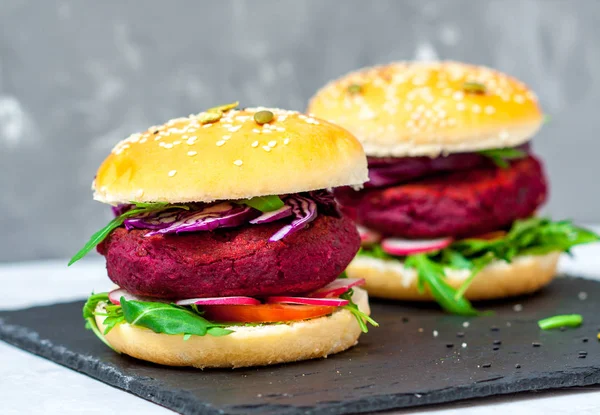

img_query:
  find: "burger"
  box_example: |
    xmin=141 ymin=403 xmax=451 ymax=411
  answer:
xmin=308 ymin=62 xmax=599 ymax=314
xmin=70 ymin=103 xmax=377 ymax=368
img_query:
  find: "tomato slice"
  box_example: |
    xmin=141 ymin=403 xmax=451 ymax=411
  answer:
xmin=201 ymin=303 xmax=336 ymax=323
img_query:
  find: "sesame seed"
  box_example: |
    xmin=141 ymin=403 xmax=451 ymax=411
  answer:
xmin=216 ymin=140 xmax=226 ymax=147
xmin=223 ymin=135 xmax=231 ymax=140
xmin=233 ymin=159 xmax=243 ymax=166
xmin=456 ymin=102 xmax=466 ymax=111
xmin=472 ymin=104 xmax=482 ymax=113
xmin=283 ymin=138 xmax=290 ymax=145
xmin=433 ymin=330 xmax=439 ymax=337
xmin=251 ymin=141 xmax=259 ymax=148
xmin=229 ymin=125 xmax=242 ymax=132
xmin=513 ymin=304 xmax=523 ymax=312
xmin=514 ymin=94 xmax=525 ymax=104
xmin=462 ymin=321 xmax=470 ymax=328
xmin=485 ymin=105 xmax=496 ymax=115
xmin=187 ymin=151 xmax=197 ymax=156
xmin=135 ymin=189 xmax=144 ymax=197
xmin=578 ymin=291 xmax=588 ymax=300
xmin=253 ymin=129 xmax=261 ymax=134
xmin=452 ymin=91 xmax=464 ymax=101
xmin=462 ymin=342 xmax=467 ymax=348
xmin=268 ymin=140 xmax=277 ymax=147
xmin=168 ymin=170 xmax=177 ymax=177
xmin=164 ymin=143 xmax=173 ymax=149
xmin=203 ymin=123 xmax=213 ymax=128
xmin=262 ymin=146 xmax=271 ymax=152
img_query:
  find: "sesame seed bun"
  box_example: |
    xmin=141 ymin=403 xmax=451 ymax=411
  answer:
xmin=95 ymin=288 xmax=370 ymax=369
xmin=93 ymin=107 xmax=368 ymax=204
xmin=308 ymin=62 xmax=543 ymax=157
xmin=346 ymin=253 xmax=560 ymax=301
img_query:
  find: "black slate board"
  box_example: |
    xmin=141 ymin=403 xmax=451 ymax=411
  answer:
xmin=1 ymin=276 xmax=600 ymax=414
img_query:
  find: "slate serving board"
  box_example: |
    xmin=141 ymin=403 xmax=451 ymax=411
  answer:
xmin=1 ymin=276 xmax=599 ymax=415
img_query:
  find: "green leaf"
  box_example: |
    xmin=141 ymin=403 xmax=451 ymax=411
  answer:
xmin=340 ymin=289 xmax=379 ymax=333
xmin=441 ymin=249 xmax=472 ymax=270
xmin=207 ymin=327 xmax=234 ymax=336
xmin=68 ymin=202 xmax=186 ymax=266
xmin=478 ymin=148 xmax=527 ymax=169
xmin=238 ymin=195 xmax=285 ymax=212
xmin=538 ymin=314 xmax=582 ymax=330
xmin=454 ymin=252 xmax=495 ymax=300
xmin=405 ymin=254 xmax=479 ymax=316
xmin=81 ymin=293 xmax=120 ymax=352
xmin=120 ymin=298 xmax=231 ymax=338
xmin=363 ymin=217 xmax=599 ymax=315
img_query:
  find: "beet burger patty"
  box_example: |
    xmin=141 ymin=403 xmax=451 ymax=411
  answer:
xmin=99 ymin=214 xmax=360 ymax=299
xmin=70 ymin=104 xmax=378 ymax=369
xmin=353 ymin=155 xmax=547 ymax=239
xmin=308 ymin=61 xmax=598 ymax=313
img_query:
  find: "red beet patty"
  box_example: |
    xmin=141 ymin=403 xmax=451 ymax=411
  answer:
xmin=97 ymin=214 xmax=360 ymax=299
xmin=347 ymin=155 xmax=547 ymax=239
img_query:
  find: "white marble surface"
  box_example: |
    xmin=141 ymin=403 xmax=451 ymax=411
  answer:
xmin=2 ymin=235 xmax=600 ymax=414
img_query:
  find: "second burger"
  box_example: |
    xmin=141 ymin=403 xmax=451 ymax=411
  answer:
xmin=308 ymin=62 xmax=599 ymax=315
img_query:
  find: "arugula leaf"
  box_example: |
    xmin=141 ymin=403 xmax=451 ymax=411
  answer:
xmin=359 ymin=217 xmax=599 ymax=315
xmin=82 ymin=293 xmax=121 ymax=352
xmin=120 ymin=298 xmax=233 ymax=337
xmin=237 ymin=195 xmax=285 ymax=212
xmin=538 ymin=314 xmax=582 ymax=330
xmin=69 ymin=202 xmax=185 ymax=266
xmin=340 ymin=289 xmax=379 ymax=333
xmin=478 ymin=148 xmax=527 ymax=169
xmin=405 ymin=254 xmax=479 ymax=316
xmin=454 ymin=252 xmax=495 ymax=299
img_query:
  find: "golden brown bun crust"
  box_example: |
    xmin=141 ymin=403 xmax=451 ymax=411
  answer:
xmin=93 ymin=107 xmax=368 ymax=204
xmin=346 ymin=253 xmax=559 ymax=301
xmin=95 ymin=288 xmax=370 ymax=369
xmin=308 ymin=61 xmax=543 ymax=157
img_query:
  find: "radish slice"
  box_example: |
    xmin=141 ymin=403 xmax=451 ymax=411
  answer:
xmin=176 ymin=296 xmax=261 ymax=306
xmin=308 ymin=278 xmax=365 ymax=298
xmin=381 ymin=237 xmax=452 ymax=256
xmin=357 ymin=225 xmax=381 ymax=245
xmin=266 ymin=296 xmax=349 ymax=307
xmin=108 ymin=288 xmax=163 ymax=305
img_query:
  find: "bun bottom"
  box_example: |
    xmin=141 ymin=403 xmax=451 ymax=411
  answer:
xmin=346 ymin=253 xmax=560 ymax=301
xmin=96 ymin=288 xmax=370 ymax=368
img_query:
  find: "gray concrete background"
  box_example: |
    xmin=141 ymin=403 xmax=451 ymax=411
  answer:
xmin=0 ymin=0 xmax=598 ymax=262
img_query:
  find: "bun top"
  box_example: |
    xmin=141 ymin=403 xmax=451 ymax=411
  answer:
xmin=93 ymin=105 xmax=368 ymax=204
xmin=308 ymin=61 xmax=543 ymax=157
